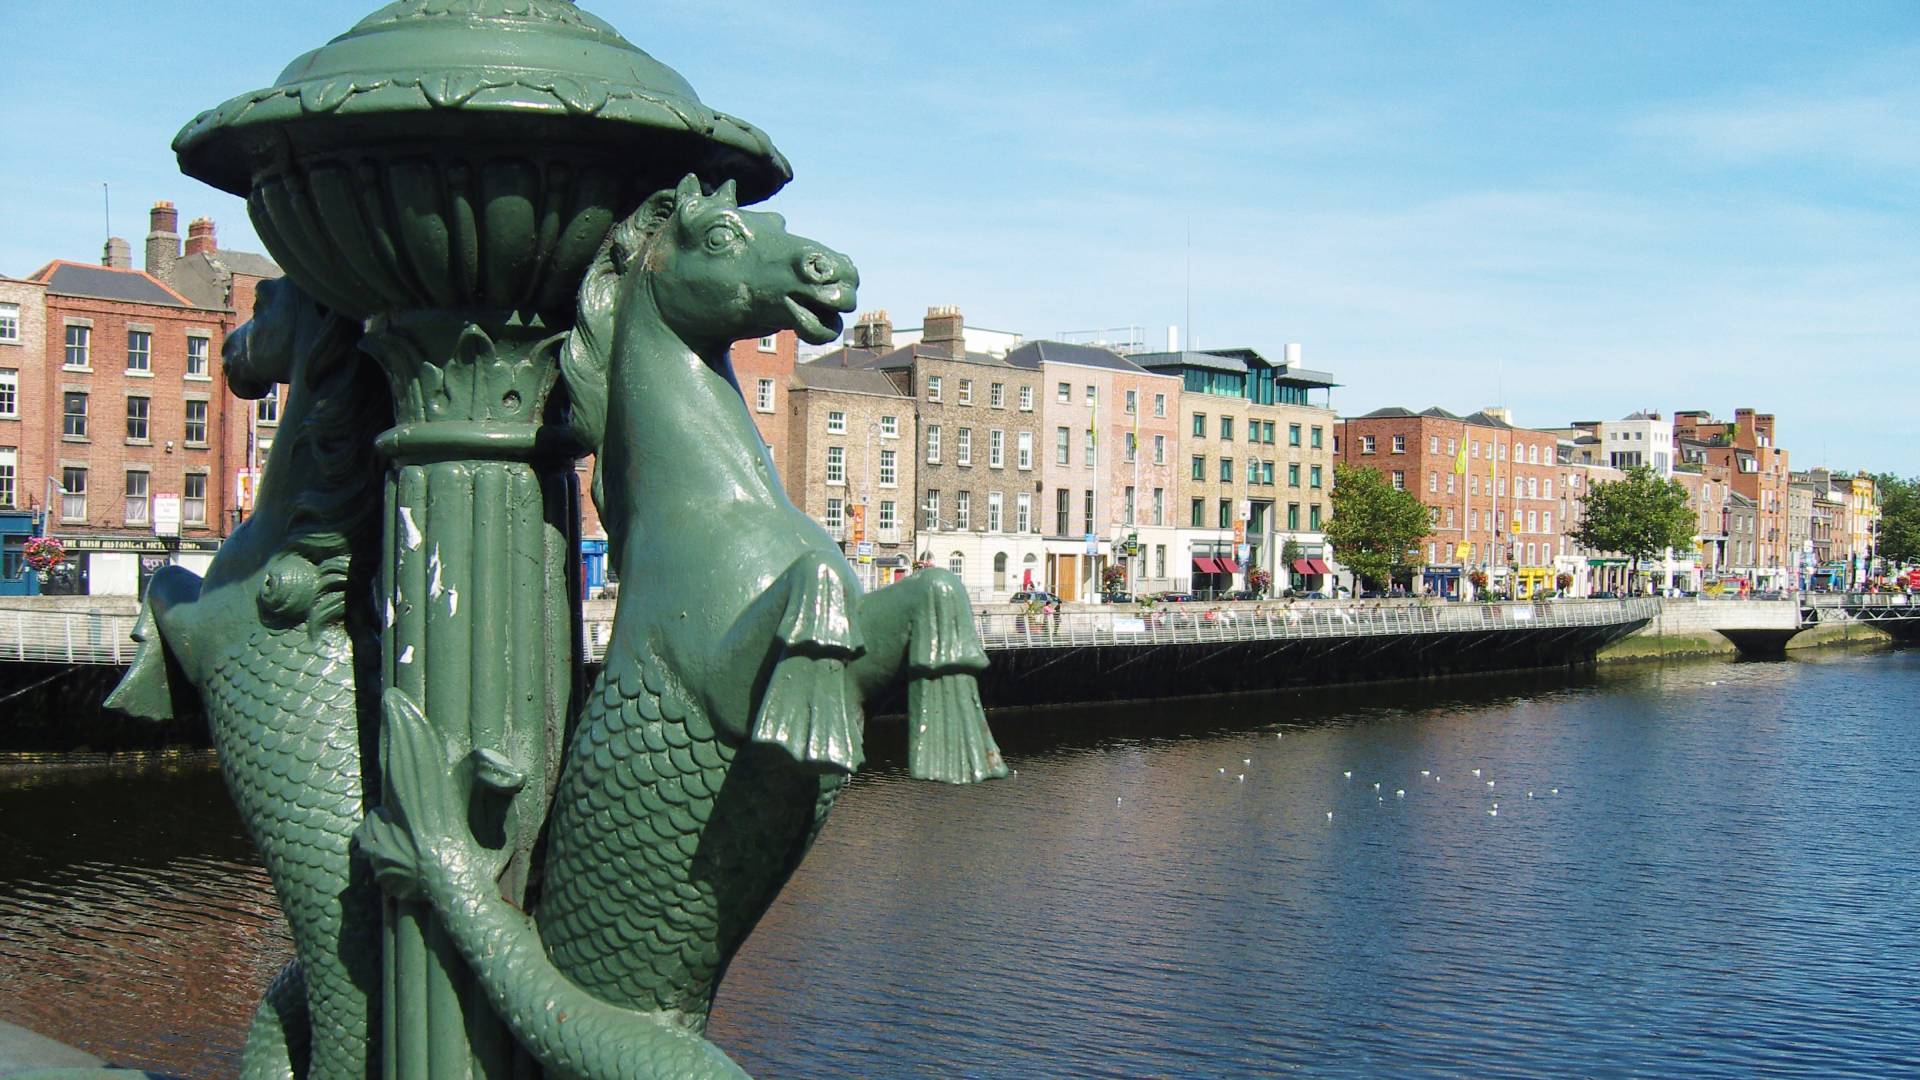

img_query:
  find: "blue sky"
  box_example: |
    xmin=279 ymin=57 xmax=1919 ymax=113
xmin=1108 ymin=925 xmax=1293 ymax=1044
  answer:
xmin=5 ymin=2 xmax=1915 ymax=473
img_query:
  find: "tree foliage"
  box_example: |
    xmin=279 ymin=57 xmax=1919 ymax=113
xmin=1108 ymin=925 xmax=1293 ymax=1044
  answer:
xmin=1571 ymin=466 xmax=1696 ymax=568
xmin=1874 ymin=473 xmax=1920 ymax=566
xmin=1326 ymin=464 xmax=1431 ymax=589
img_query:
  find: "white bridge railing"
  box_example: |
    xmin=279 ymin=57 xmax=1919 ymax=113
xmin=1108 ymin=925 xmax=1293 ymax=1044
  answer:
xmin=0 ymin=597 xmax=1662 ymax=667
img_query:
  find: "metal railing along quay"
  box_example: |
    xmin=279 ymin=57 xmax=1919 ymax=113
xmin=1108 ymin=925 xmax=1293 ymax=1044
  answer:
xmin=969 ymin=597 xmax=1659 ymax=652
xmin=1 ymin=597 xmax=1662 ymax=668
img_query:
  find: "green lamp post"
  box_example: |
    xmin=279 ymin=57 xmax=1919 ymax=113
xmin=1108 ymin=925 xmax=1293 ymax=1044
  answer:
xmin=174 ymin=3 xmax=789 ymax=1074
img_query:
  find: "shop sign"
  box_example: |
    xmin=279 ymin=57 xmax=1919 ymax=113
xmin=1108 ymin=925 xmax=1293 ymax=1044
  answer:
xmin=153 ymin=494 xmax=181 ymax=538
xmin=57 ymin=534 xmax=222 ymax=554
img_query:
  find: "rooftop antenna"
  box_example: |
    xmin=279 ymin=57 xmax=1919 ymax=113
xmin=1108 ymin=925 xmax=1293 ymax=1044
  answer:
xmin=1184 ymin=217 xmax=1192 ymax=352
xmin=101 ymin=182 xmax=111 ymax=241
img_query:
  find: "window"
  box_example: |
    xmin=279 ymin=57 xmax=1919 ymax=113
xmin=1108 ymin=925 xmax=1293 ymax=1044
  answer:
xmin=1471 ymin=475 xmax=1479 ymax=495
xmin=1190 ymin=498 xmax=1204 ymax=527
xmin=758 ymin=335 xmax=778 ymax=352
xmin=1057 ymin=381 xmax=1071 ymax=403
xmin=0 ymin=369 xmax=15 ymax=418
xmin=878 ymin=499 xmax=896 ymax=533
xmin=1310 ymin=503 xmax=1322 ymax=530
xmin=826 ymin=446 xmax=845 ymax=484
xmin=1085 ymin=385 xmax=1096 ymax=406
xmin=990 ymin=382 xmax=1004 ymax=408
xmin=126 ymin=396 xmax=150 ymax=442
xmin=1428 ymin=472 xmax=1438 ymax=493
xmin=124 ymin=470 xmax=150 ymax=525
xmin=1192 ymin=413 xmax=1206 ymax=438
xmin=184 ymin=400 xmax=208 ymax=444
xmin=989 ymin=429 xmax=1004 ymax=468
xmin=1125 ymin=389 xmax=1138 ymax=414
xmin=184 ymin=473 xmax=207 ymax=524
xmin=956 ymin=490 xmax=971 ymax=530
xmin=1017 ymin=431 xmax=1033 ymax=470
xmin=257 ymin=385 xmax=280 ymax=424
xmin=826 ymin=410 xmax=847 ymax=434
xmin=1124 ymin=432 xmax=1137 ymax=463
xmin=1310 ymin=465 xmax=1323 ymax=489
xmin=1391 ymin=470 xmax=1405 ymax=490
xmin=927 ymin=375 xmax=943 ymax=402
xmin=1430 ymin=435 xmax=1439 ymax=453
xmin=1290 ymin=424 xmax=1303 ymax=447
xmin=957 ymin=428 xmax=972 ymax=466
xmin=1018 ymin=385 xmax=1034 ymax=411
xmin=1152 ymin=487 xmax=1164 ymax=525
xmin=755 ymin=378 xmax=775 ymax=412
xmin=1084 ymin=489 xmax=1095 ymax=534
xmin=1264 ymin=421 xmax=1277 ymax=444
xmin=1220 ymin=416 xmax=1234 ymax=440
xmin=1219 ymin=458 xmax=1233 ymax=483
xmin=1361 ymin=435 xmax=1376 ymax=454
xmin=1447 ymin=474 xmax=1456 ymax=494
xmin=1016 ymin=492 xmax=1031 ymax=533
xmin=987 ymin=491 xmax=1002 ymax=532
xmin=1218 ymin=499 xmax=1231 ymax=529
xmin=1287 ymin=502 xmax=1300 ymax=530
xmin=0 ymin=449 xmax=13 ymax=508
xmin=63 ymin=392 xmax=88 ymax=438
xmin=1311 ymin=426 xmax=1323 ymax=449
xmin=924 ymin=490 xmax=941 ymax=530
xmin=878 ymin=414 xmax=898 ymax=439
xmin=1123 ymin=486 xmax=1135 ymax=525
xmin=1154 ymin=393 xmax=1167 ymax=417
xmin=1154 ymin=435 xmax=1166 ymax=464
xmin=879 ymin=449 xmax=897 ymax=487
xmin=1392 ymin=434 xmax=1406 ymax=454
xmin=1289 ymin=463 xmax=1301 ymax=487
xmin=1191 ymin=456 xmax=1205 ymax=481
xmin=64 ymin=324 xmax=90 ymax=368
xmin=0 ymin=303 xmax=17 ymax=342
xmin=1055 ymin=426 xmax=1070 ymax=465
xmin=61 ymin=467 xmax=87 ymax=521
xmin=1543 ymin=479 xmax=1553 ymax=499
xmin=1527 ymin=477 xmax=1538 ymax=498
xmin=824 ymin=498 xmax=844 ymax=532
xmin=1247 ymin=459 xmax=1259 ymax=483
xmin=126 ymin=330 xmax=152 ymax=373
xmin=1527 ymin=510 xmax=1538 ymax=533
xmin=926 ymin=424 xmax=942 ymax=463
xmin=958 ymin=379 xmax=973 ymax=405
xmin=1543 ymin=511 xmax=1552 ymax=532
xmin=949 ymin=552 xmax=965 ymax=578
xmin=1084 ymin=427 xmax=1094 ymax=464
xmin=186 ymin=335 xmax=210 ymax=377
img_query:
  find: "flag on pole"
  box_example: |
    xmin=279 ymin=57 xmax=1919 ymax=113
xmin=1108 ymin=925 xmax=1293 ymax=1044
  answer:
xmin=1454 ymin=445 xmax=1467 ymax=474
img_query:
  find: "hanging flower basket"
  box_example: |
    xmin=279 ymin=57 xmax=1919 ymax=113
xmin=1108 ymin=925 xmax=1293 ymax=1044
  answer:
xmin=1101 ymin=564 xmax=1127 ymax=592
xmin=23 ymin=536 xmax=65 ymax=572
xmin=1556 ymin=572 xmax=1574 ymax=591
xmin=1467 ymin=568 xmax=1488 ymax=590
xmin=1247 ymin=567 xmax=1272 ymax=596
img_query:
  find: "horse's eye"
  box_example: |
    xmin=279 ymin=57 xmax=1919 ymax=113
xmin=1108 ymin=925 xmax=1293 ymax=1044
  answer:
xmin=705 ymin=224 xmax=738 ymax=251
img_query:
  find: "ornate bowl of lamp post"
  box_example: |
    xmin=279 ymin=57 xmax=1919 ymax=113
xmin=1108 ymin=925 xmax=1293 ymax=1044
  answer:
xmin=172 ymin=3 xmax=790 ymax=1074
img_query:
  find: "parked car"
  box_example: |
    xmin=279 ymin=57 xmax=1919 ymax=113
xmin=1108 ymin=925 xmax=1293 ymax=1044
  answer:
xmin=1299 ymin=591 xmax=1330 ymax=600
xmin=1009 ymin=590 xmax=1063 ymax=607
xmin=1101 ymin=590 xmax=1135 ymax=604
xmin=1590 ymin=590 xmax=1621 ymax=599
xmin=1153 ymin=591 xmax=1198 ymax=603
xmin=1226 ymin=589 xmax=1263 ymax=601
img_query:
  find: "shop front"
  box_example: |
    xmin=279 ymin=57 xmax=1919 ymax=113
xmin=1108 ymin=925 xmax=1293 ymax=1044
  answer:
xmin=1419 ymin=565 xmax=1463 ymax=598
xmin=1191 ymin=539 xmax=1239 ymax=598
xmin=1586 ymin=557 xmax=1630 ymax=596
xmin=1292 ymin=555 xmax=1336 ymax=595
xmin=0 ymin=511 xmax=39 ymax=597
xmin=50 ymin=535 xmax=223 ymax=597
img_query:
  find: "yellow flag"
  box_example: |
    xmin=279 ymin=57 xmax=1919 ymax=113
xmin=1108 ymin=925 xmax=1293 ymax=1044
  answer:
xmin=1453 ymin=445 xmax=1467 ymax=475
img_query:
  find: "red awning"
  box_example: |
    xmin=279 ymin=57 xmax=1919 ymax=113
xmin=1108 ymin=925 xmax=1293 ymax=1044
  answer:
xmin=1291 ymin=559 xmax=1314 ymax=574
xmin=1308 ymin=558 xmax=1332 ymax=575
xmin=1217 ymin=558 xmax=1241 ymax=573
xmin=1193 ymin=557 xmax=1220 ymax=574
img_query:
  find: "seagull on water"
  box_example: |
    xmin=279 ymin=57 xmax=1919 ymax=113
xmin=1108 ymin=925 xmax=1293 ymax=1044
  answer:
xmin=1243 ymin=758 xmax=1252 ymax=766
xmin=1326 ymin=811 xmax=1334 ymax=821
xmin=1487 ymin=780 xmax=1495 ymax=788
xmin=1420 ymin=770 xmax=1431 ymax=777
xmin=1236 ymin=774 xmax=1245 ymax=783
xmin=1473 ymin=768 xmax=1482 ymax=778
xmin=1489 ymin=808 xmax=1498 ymax=817
xmin=1395 ymin=789 xmax=1405 ymax=798
xmin=1344 ymin=771 xmax=1353 ymax=780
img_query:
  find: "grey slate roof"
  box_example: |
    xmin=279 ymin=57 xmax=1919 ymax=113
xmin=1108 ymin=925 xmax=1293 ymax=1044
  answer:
xmin=1357 ymin=406 xmax=1418 ymax=419
xmin=38 ymin=263 xmax=187 ymax=306
xmin=169 ymin=250 xmax=283 ymax=309
xmin=1419 ymin=406 xmax=1463 ymax=420
xmin=869 ymin=342 xmax=1007 ymax=370
xmin=790 ymin=363 xmax=908 ymax=397
xmin=1461 ymin=410 xmax=1513 ymax=429
xmin=1003 ymin=340 xmax=1145 ymax=373
xmin=804 ymin=346 xmax=885 ymax=370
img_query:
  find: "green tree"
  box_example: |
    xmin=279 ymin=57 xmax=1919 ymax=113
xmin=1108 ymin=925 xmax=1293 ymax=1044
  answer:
xmin=1279 ymin=537 xmax=1304 ymax=591
xmin=1874 ymin=473 xmax=1919 ymax=567
xmin=1325 ymin=464 xmax=1431 ymax=590
xmin=1571 ymin=466 xmax=1696 ymax=590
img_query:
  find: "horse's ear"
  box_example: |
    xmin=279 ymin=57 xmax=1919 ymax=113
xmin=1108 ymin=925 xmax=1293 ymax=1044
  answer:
xmin=713 ymin=178 xmax=738 ymax=207
xmin=674 ymin=172 xmax=705 ymax=203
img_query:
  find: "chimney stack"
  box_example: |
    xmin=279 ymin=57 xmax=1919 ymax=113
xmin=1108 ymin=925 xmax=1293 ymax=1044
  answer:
xmin=850 ymin=309 xmax=893 ymax=350
xmin=146 ymin=200 xmax=181 ymax=283
xmin=185 ymin=217 xmax=218 ymax=257
xmin=103 ymin=237 xmax=133 ymax=269
xmin=922 ymin=305 xmax=964 ymax=357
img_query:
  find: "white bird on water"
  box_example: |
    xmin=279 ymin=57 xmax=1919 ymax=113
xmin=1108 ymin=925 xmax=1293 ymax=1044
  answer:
xmin=1527 ymin=791 xmax=1534 ymax=799
xmin=1236 ymin=774 xmax=1245 ymax=783
xmin=1373 ymin=782 xmax=1381 ymax=791
xmin=1395 ymin=789 xmax=1405 ymax=798
xmin=1489 ymin=808 xmax=1498 ymax=817
xmin=1472 ymin=768 xmax=1482 ymax=778
xmin=1420 ymin=770 xmax=1431 ymax=777
xmin=1551 ymin=788 xmax=1560 ymax=795
xmin=1326 ymin=811 xmax=1334 ymax=821
xmin=1243 ymin=758 xmax=1252 ymax=766
xmin=1486 ymin=780 xmax=1495 ymax=788
xmin=1344 ymin=771 xmax=1353 ymax=780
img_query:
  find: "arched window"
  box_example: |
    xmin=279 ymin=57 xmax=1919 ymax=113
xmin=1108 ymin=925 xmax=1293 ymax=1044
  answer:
xmin=993 ymin=551 xmax=1009 ymax=592
xmin=948 ymin=552 xmax=965 ymax=579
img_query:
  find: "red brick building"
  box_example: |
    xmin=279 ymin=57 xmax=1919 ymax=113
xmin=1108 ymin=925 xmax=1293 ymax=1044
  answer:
xmin=1671 ymin=407 xmax=1791 ymax=587
xmin=4 ymin=201 xmax=278 ymax=594
xmin=1336 ymin=406 xmax=1563 ymax=597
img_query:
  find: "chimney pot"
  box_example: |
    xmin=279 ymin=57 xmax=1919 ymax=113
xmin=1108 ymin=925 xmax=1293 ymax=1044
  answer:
xmin=184 ymin=217 xmax=218 ymax=257
xmin=146 ymin=200 xmax=182 ymax=282
xmin=103 ymin=237 xmax=133 ymax=269
xmin=851 ymin=309 xmax=893 ymax=350
xmin=922 ymin=305 xmax=965 ymax=357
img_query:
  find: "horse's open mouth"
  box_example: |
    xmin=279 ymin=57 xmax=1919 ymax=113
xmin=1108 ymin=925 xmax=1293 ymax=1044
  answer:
xmin=786 ymin=292 xmax=850 ymax=345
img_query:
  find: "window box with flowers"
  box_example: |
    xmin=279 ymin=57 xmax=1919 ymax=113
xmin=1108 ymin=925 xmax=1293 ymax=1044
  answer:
xmin=24 ymin=536 xmax=67 ymax=581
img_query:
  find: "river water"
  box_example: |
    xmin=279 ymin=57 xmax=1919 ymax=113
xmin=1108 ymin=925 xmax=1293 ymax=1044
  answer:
xmin=3 ymin=649 xmax=1917 ymax=1078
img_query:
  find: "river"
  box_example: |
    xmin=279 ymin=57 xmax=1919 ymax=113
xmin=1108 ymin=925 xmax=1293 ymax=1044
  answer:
xmin=3 ymin=649 xmax=1917 ymax=1077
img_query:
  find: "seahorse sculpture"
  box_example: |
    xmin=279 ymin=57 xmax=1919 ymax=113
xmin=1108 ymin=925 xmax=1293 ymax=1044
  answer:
xmin=357 ymin=173 xmax=1006 ymax=1077
xmin=105 ymin=276 xmax=391 ymax=1079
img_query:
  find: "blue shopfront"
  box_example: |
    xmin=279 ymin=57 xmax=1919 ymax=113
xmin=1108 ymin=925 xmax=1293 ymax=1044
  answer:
xmin=580 ymin=538 xmax=609 ymax=596
xmin=0 ymin=511 xmax=39 ymax=596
